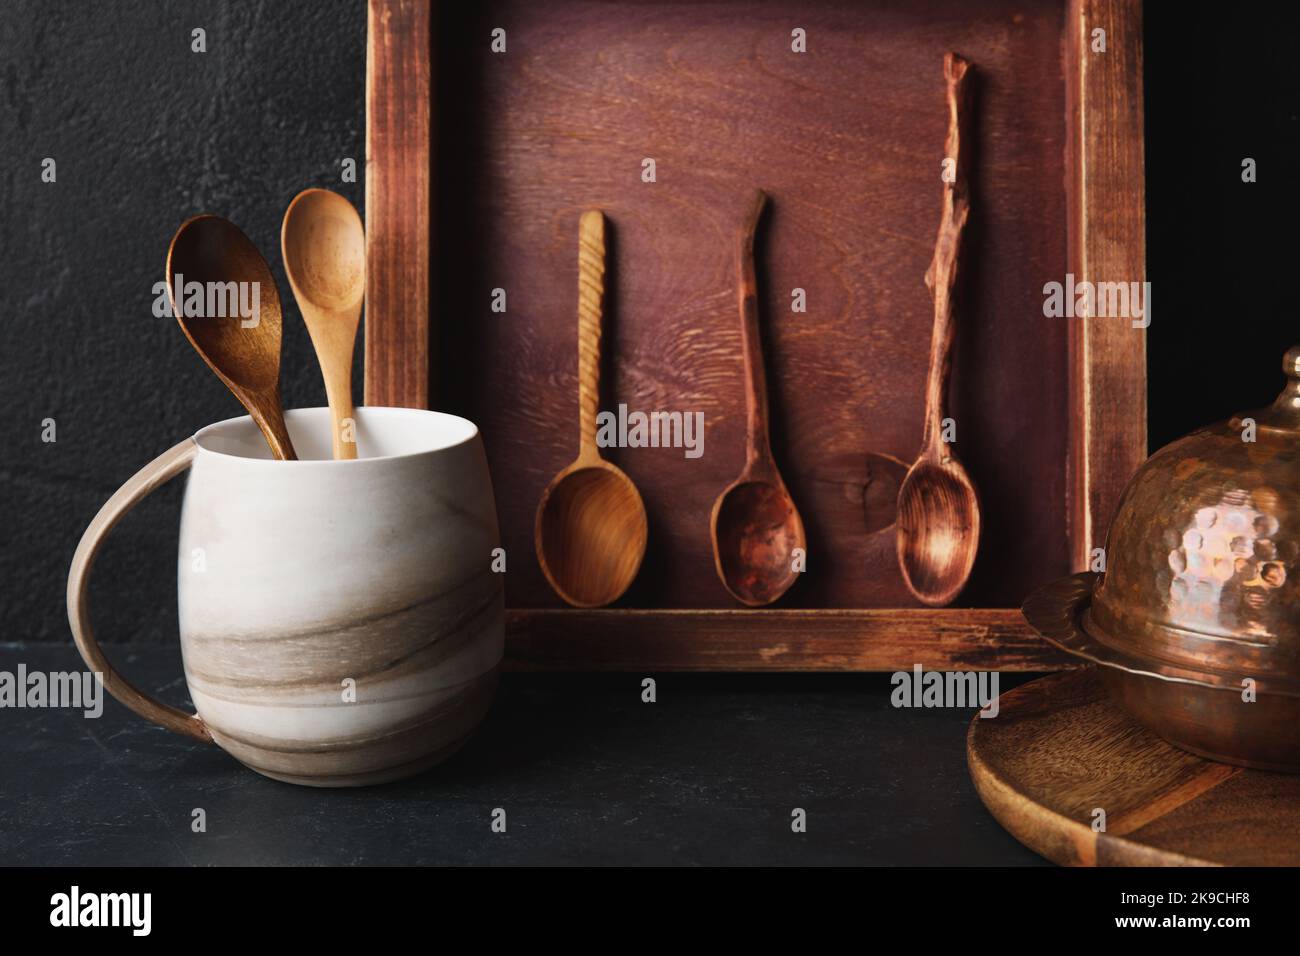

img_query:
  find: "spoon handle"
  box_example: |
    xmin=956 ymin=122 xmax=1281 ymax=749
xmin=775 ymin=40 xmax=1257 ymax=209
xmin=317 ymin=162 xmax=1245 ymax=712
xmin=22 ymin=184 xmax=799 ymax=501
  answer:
xmin=737 ymin=189 xmax=771 ymax=471
xmin=324 ymin=369 xmax=358 ymax=460
xmin=313 ymin=333 xmax=359 ymax=460
xmin=921 ymin=52 xmax=971 ymax=456
xmin=576 ymin=210 xmax=606 ymax=461
xmin=248 ymin=385 xmax=298 ymax=461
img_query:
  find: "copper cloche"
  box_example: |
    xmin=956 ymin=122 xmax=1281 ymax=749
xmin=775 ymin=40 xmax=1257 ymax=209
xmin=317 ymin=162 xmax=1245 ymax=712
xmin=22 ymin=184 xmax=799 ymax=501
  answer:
xmin=1024 ymin=347 xmax=1300 ymax=771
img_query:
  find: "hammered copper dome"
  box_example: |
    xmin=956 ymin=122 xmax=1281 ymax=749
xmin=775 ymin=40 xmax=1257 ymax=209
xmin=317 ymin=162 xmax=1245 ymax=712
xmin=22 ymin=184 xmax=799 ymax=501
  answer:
xmin=1024 ymin=347 xmax=1300 ymax=771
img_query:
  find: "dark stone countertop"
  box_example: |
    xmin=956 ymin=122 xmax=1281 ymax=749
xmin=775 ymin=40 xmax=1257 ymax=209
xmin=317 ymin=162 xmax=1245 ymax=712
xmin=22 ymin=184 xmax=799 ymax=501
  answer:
xmin=0 ymin=643 xmax=1045 ymax=866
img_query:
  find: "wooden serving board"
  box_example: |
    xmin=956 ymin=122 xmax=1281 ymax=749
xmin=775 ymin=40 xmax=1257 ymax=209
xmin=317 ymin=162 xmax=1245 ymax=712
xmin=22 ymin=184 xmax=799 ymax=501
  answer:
xmin=968 ymin=668 xmax=1300 ymax=866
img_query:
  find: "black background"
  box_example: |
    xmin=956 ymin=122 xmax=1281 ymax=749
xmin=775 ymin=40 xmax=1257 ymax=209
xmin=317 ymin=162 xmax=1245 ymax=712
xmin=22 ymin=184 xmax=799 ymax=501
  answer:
xmin=1144 ymin=1 xmax=1298 ymax=448
xmin=2 ymin=0 xmax=1297 ymax=645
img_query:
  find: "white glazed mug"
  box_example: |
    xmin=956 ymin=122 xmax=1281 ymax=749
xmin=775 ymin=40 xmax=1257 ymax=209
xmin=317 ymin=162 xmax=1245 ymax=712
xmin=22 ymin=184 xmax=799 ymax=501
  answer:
xmin=67 ymin=407 xmax=503 ymax=787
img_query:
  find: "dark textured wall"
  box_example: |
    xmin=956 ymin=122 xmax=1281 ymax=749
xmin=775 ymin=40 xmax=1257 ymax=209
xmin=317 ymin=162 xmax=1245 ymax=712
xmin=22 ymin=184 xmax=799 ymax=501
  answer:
xmin=2 ymin=0 xmax=365 ymax=643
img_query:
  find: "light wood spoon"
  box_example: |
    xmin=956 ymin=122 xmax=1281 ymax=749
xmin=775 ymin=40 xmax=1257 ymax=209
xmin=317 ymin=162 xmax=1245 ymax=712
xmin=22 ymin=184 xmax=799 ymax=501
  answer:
xmin=896 ymin=52 xmax=981 ymax=607
xmin=282 ymin=188 xmax=365 ymax=460
xmin=535 ymin=210 xmax=648 ymax=608
xmin=167 ymin=215 xmax=297 ymax=460
xmin=710 ymin=190 xmax=807 ymax=607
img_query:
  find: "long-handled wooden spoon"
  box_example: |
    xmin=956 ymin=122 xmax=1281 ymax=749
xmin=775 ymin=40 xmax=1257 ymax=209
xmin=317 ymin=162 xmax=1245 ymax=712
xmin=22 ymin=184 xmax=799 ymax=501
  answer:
xmin=710 ymin=190 xmax=806 ymax=607
xmin=167 ymin=215 xmax=297 ymax=460
xmin=895 ymin=52 xmax=981 ymax=607
xmin=535 ymin=210 xmax=648 ymax=607
xmin=281 ymin=188 xmax=365 ymax=460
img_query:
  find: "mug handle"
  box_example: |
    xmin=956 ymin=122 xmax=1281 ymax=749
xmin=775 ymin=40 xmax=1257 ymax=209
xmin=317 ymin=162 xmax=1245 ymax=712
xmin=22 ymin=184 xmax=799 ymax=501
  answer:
xmin=66 ymin=438 xmax=212 ymax=743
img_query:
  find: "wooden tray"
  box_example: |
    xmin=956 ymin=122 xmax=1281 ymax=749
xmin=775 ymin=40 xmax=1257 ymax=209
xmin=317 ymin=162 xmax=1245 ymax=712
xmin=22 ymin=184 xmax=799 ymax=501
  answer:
xmin=968 ymin=668 xmax=1300 ymax=866
xmin=363 ymin=0 xmax=1146 ymax=670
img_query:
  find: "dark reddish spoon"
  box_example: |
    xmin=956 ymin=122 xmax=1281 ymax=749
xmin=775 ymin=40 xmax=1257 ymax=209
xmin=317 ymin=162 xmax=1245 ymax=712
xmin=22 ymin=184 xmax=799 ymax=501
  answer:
xmin=710 ymin=190 xmax=806 ymax=607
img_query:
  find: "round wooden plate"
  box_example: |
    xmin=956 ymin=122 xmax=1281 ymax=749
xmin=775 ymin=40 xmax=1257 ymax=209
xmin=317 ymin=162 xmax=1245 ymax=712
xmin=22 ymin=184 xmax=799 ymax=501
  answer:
xmin=968 ymin=667 xmax=1300 ymax=866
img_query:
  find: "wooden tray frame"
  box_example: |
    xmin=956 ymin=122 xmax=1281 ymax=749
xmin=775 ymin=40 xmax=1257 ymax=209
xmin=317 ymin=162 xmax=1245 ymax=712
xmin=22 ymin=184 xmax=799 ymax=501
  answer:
xmin=363 ymin=0 xmax=1146 ymax=672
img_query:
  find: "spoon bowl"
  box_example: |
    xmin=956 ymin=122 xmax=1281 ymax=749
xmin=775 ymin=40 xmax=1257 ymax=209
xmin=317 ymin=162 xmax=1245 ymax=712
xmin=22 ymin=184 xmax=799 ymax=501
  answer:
xmin=167 ymin=215 xmax=297 ymax=460
xmin=282 ymin=189 xmax=365 ymax=310
xmin=896 ymin=460 xmax=980 ymax=607
xmin=537 ymin=462 xmax=647 ymax=608
xmin=711 ymin=477 xmax=805 ymax=607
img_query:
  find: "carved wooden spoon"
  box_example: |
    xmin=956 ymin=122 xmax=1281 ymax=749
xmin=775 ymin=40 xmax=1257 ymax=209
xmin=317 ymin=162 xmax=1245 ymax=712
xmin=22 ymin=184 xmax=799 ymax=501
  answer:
xmin=535 ymin=210 xmax=648 ymax=607
xmin=710 ymin=190 xmax=806 ymax=606
xmin=282 ymin=188 xmax=365 ymax=460
xmin=167 ymin=215 xmax=297 ymax=460
xmin=896 ymin=52 xmax=981 ymax=607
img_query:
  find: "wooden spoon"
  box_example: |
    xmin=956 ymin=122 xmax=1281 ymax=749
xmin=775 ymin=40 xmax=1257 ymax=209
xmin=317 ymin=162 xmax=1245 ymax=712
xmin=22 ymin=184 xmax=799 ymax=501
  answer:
xmin=535 ymin=210 xmax=648 ymax=608
xmin=166 ymin=215 xmax=297 ymax=460
xmin=895 ymin=52 xmax=981 ymax=607
xmin=281 ymin=188 xmax=365 ymax=460
xmin=710 ymin=190 xmax=806 ymax=607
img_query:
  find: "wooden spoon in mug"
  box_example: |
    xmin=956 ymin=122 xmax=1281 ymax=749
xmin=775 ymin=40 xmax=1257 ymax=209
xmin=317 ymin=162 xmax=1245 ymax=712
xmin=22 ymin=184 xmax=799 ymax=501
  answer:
xmin=282 ymin=188 xmax=365 ymax=460
xmin=896 ymin=52 xmax=981 ymax=607
xmin=167 ymin=215 xmax=297 ymax=460
xmin=535 ymin=210 xmax=648 ymax=607
xmin=710 ymin=190 xmax=806 ymax=607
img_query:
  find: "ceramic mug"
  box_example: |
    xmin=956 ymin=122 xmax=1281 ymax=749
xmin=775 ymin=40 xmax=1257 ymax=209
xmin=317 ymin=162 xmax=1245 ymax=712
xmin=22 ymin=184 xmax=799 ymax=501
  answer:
xmin=67 ymin=407 xmax=503 ymax=787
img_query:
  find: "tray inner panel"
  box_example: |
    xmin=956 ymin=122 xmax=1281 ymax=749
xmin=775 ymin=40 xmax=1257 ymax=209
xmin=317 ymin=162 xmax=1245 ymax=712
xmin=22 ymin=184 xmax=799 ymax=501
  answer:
xmin=434 ymin=0 xmax=1071 ymax=609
